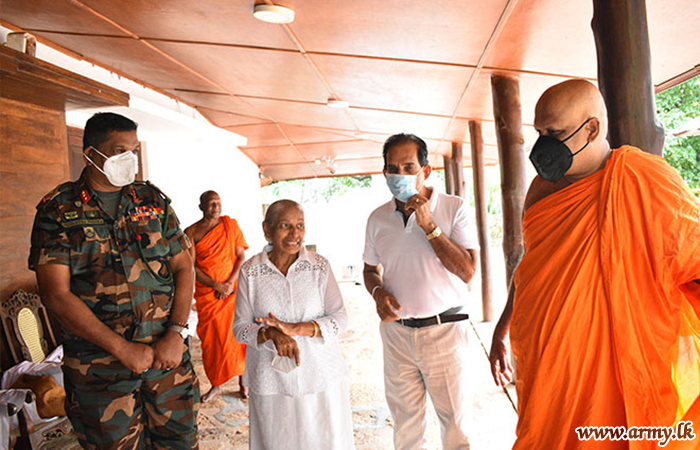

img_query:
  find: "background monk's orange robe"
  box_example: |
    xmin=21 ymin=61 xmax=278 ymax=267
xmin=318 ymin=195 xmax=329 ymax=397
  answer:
xmin=511 ymin=147 xmax=700 ymax=449
xmin=195 ymin=216 xmax=248 ymax=387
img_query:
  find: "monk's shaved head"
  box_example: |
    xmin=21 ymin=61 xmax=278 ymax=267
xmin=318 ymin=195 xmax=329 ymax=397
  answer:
xmin=199 ymin=190 xmax=222 ymax=220
xmin=534 ymin=79 xmax=611 ymax=181
xmin=199 ymin=190 xmax=219 ymax=205
xmin=535 ymin=79 xmax=608 ymax=136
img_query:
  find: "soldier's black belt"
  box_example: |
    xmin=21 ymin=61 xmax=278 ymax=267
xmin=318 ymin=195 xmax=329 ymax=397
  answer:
xmin=399 ymin=311 xmax=469 ymax=328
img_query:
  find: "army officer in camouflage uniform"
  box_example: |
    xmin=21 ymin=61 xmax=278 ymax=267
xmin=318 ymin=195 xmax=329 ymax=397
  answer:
xmin=29 ymin=112 xmax=200 ymax=449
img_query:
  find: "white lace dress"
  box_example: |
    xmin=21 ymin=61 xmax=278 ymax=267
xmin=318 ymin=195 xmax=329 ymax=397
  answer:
xmin=233 ymin=246 xmax=354 ymax=449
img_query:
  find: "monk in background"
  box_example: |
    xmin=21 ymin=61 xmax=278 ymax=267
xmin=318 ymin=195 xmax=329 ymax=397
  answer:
xmin=186 ymin=191 xmax=248 ymax=401
xmin=490 ymin=80 xmax=700 ymax=449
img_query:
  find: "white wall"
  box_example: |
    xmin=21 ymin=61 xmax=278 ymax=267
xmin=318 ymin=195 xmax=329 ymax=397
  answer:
xmin=145 ymin=132 xmax=265 ymax=252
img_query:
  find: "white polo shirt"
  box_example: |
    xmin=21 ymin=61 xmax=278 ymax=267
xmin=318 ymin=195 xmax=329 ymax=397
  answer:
xmin=363 ymin=189 xmax=479 ymax=319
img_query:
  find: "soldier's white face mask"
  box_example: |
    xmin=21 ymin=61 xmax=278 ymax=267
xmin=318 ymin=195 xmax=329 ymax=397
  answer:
xmin=85 ymin=146 xmax=138 ymax=187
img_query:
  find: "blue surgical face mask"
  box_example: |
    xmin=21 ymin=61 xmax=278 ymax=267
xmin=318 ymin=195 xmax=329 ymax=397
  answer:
xmin=386 ymin=174 xmax=419 ymax=203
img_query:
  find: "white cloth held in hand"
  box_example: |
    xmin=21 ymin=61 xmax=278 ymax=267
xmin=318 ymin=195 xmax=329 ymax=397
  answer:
xmin=271 ymin=355 xmax=298 ymax=374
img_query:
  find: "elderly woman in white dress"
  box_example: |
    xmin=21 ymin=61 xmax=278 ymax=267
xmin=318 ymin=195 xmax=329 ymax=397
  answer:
xmin=233 ymin=199 xmax=355 ymax=450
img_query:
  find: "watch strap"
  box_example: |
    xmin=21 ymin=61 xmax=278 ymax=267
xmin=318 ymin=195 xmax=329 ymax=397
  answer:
xmin=167 ymin=324 xmax=188 ymax=339
xmin=426 ymin=226 xmax=442 ymax=241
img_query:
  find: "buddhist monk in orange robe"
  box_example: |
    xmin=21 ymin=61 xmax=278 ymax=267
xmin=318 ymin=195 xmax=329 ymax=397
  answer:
xmin=186 ymin=191 xmax=248 ymax=402
xmin=489 ymin=80 xmax=700 ymax=449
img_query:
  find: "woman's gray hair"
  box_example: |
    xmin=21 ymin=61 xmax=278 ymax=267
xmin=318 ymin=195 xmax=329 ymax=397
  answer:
xmin=264 ymin=199 xmax=303 ymax=228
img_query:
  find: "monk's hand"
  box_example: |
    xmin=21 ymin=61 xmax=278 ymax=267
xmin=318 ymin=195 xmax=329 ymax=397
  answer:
xmin=255 ymin=313 xmax=299 ymax=336
xmin=489 ymin=330 xmax=514 ymax=387
xmin=222 ymin=280 xmax=236 ymax=296
xmin=213 ymin=281 xmax=232 ymax=299
xmin=114 ymin=341 xmax=154 ymax=374
xmin=151 ymin=332 xmax=184 ymax=370
xmin=405 ymin=194 xmax=434 ymax=232
xmin=267 ymin=327 xmax=301 ymax=366
xmin=372 ymin=287 xmax=402 ymax=322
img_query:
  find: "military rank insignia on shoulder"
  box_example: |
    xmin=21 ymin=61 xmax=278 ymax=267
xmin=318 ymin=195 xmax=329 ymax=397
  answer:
xmin=39 ymin=186 xmax=65 ymax=206
xmin=37 ymin=181 xmax=76 ymax=209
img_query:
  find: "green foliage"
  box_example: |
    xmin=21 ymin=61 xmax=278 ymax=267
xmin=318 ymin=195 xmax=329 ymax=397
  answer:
xmin=319 ymin=175 xmax=372 ymax=201
xmin=656 ymin=76 xmax=700 ymax=195
xmin=262 ymin=175 xmax=372 ymax=204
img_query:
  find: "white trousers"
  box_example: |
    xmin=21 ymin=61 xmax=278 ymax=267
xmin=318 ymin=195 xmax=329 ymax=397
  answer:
xmin=380 ymin=320 xmax=471 ymax=450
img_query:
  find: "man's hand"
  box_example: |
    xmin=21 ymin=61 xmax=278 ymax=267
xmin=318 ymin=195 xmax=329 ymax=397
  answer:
xmin=114 ymin=341 xmax=154 ymax=374
xmin=405 ymin=194 xmax=435 ymax=233
xmin=489 ymin=329 xmax=514 ymax=387
xmin=267 ymin=328 xmax=301 ymax=366
xmin=373 ymin=288 xmax=402 ymax=322
xmin=256 ymin=312 xmax=299 ymax=336
xmin=151 ymin=332 xmax=184 ymax=370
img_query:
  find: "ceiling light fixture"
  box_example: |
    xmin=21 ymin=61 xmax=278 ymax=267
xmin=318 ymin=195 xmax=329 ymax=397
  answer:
xmin=353 ymin=131 xmax=369 ymax=139
xmin=319 ymin=156 xmax=337 ymax=174
xmin=327 ymin=98 xmax=350 ymax=109
xmin=253 ymin=4 xmax=295 ymax=24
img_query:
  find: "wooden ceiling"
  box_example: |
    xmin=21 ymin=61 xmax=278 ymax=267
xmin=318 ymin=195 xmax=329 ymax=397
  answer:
xmin=2 ymin=0 xmax=698 ymax=181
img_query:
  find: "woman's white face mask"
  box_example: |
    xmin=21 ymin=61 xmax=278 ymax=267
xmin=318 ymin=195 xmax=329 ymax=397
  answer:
xmin=85 ymin=146 xmax=139 ymax=187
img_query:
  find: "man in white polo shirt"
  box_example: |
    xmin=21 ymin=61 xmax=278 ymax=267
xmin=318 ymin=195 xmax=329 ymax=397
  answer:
xmin=363 ymin=133 xmax=479 ymax=449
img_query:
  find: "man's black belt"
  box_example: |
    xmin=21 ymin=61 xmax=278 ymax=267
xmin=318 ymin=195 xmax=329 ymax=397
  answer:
xmin=399 ymin=312 xmax=469 ymax=329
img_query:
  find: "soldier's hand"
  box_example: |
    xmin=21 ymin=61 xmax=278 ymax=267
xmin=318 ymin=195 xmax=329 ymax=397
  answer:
xmin=372 ymin=288 xmax=402 ymax=322
xmin=152 ymin=332 xmax=185 ymax=370
xmin=116 ymin=342 xmax=154 ymax=374
xmin=267 ymin=328 xmax=301 ymax=366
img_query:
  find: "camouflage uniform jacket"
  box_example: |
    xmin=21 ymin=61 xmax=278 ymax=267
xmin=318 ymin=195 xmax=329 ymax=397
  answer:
xmin=29 ymin=170 xmax=192 ymax=355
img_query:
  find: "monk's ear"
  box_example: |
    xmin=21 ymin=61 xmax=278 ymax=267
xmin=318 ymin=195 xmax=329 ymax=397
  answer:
xmin=587 ymin=117 xmax=602 ymax=142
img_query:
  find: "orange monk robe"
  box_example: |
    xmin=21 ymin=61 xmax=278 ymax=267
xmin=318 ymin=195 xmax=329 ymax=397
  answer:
xmin=511 ymin=146 xmax=700 ymax=449
xmin=194 ymin=216 xmax=248 ymax=387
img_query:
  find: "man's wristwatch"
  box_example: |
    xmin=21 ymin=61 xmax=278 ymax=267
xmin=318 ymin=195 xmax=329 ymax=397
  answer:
xmin=166 ymin=323 xmax=189 ymax=340
xmin=426 ymin=226 xmax=442 ymax=241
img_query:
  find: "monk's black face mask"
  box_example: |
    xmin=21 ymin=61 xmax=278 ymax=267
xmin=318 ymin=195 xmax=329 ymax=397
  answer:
xmin=529 ymin=118 xmax=592 ymax=182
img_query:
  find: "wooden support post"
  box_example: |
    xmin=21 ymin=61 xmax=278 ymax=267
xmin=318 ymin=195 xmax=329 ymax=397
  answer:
xmin=469 ymin=120 xmax=493 ymax=322
xmin=491 ymin=74 xmax=527 ymax=288
xmin=451 ymin=142 xmax=465 ymax=198
xmin=592 ymin=0 xmax=665 ymax=155
xmin=443 ymin=155 xmax=455 ymax=195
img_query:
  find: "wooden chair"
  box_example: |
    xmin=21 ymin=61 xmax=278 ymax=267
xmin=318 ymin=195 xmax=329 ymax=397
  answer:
xmin=1 ymin=290 xmax=71 ymax=449
xmin=1 ymin=290 xmax=58 ymax=365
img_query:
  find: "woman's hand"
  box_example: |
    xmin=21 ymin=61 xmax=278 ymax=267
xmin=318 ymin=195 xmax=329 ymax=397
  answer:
xmin=256 ymin=312 xmax=300 ymax=336
xmin=266 ymin=327 xmax=300 ymax=366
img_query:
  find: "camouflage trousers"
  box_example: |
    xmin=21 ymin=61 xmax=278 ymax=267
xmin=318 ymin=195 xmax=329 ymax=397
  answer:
xmin=63 ymin=348 xmax=200 ymax=450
